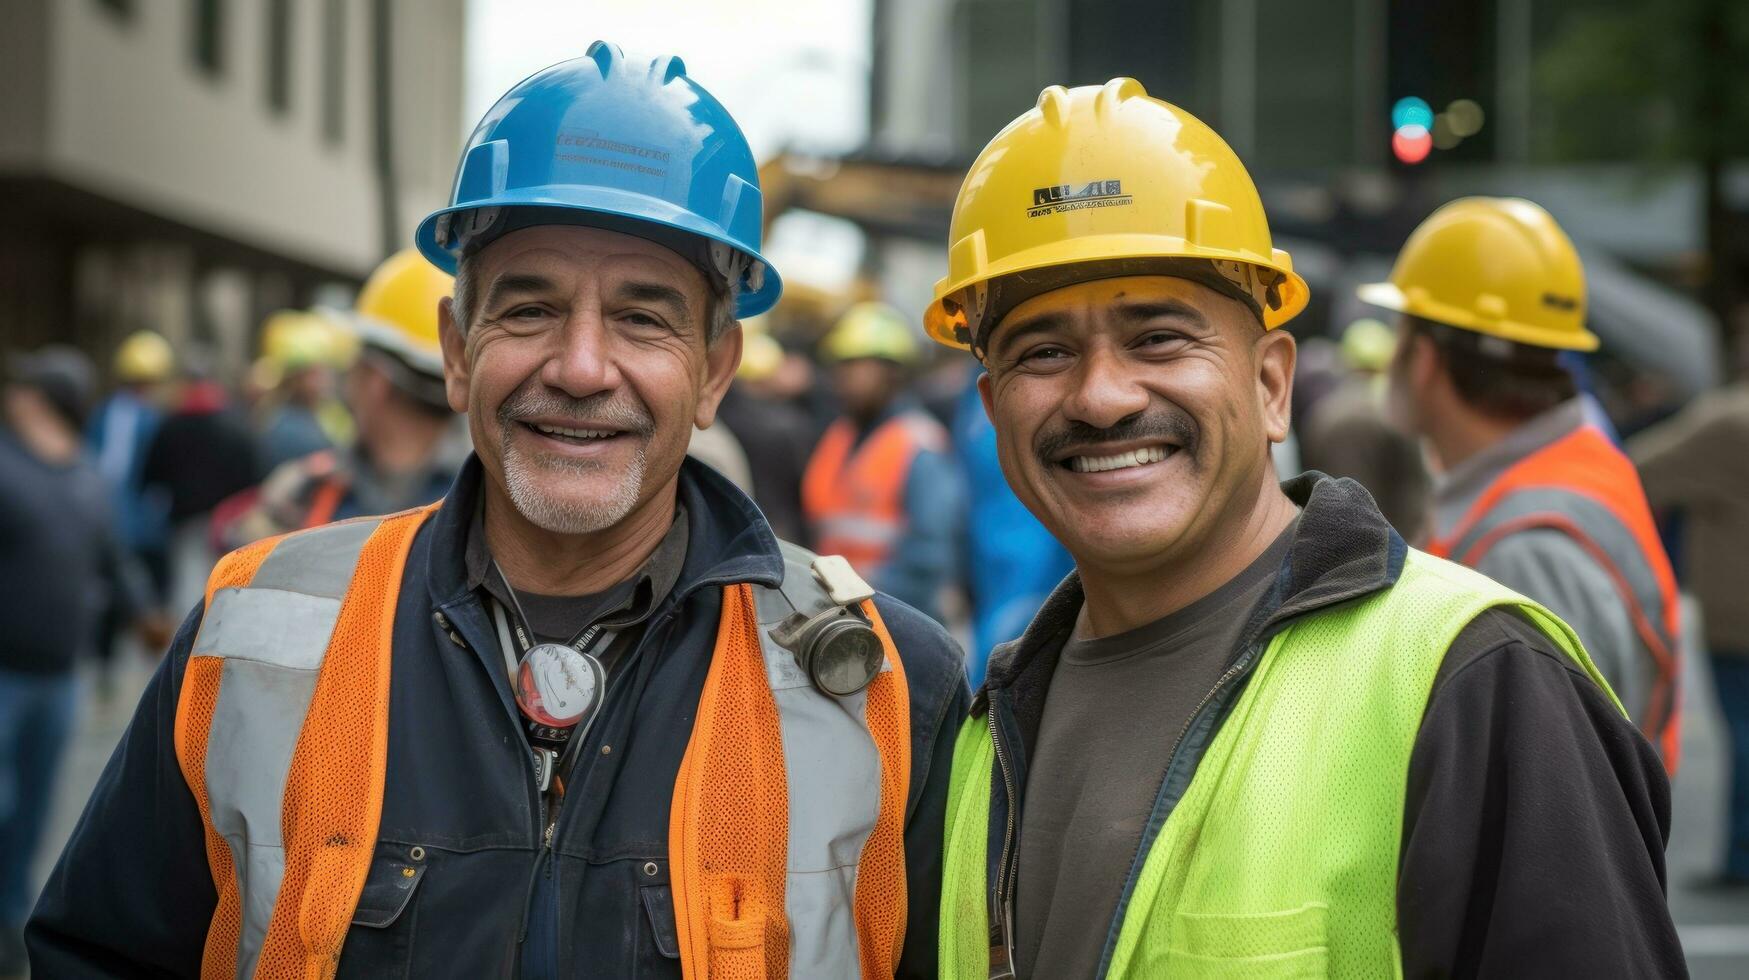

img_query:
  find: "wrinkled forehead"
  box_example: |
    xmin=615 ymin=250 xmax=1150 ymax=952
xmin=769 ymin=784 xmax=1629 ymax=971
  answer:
xmin=472 ymin=223 xmax=708 ymax=299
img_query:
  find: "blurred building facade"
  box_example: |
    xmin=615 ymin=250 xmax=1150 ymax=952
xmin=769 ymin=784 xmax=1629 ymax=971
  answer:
xmin=0 ymin=0 xmax=465 ymax=374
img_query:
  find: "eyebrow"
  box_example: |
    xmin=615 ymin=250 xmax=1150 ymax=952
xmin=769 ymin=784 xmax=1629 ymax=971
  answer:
xmin=990 ymin=297 xmax=1209 ymax=359
xmin=482 ymin=273 xmax=559 ymax=312
xmin=990 ymin=311 xmax=1071 ymax=361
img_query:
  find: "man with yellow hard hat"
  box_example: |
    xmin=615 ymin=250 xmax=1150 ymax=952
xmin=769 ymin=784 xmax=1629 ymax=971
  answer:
xmin=930 ymin=79 xmax=1680 ymax=977
xmin=217 ymin=250 xmax=464 ymax=544
xmin=713 ymin=318 xmax=814 ymax=543
xmin=804 ymin=301 xmax=963 ymax=622
xmin=254 ymin=309 xmax=352 ymax=468
xmin=1363 ymin=198 xmax=1683 ymax=769
xmin=89 ymin=330 xmax=177 ymax=606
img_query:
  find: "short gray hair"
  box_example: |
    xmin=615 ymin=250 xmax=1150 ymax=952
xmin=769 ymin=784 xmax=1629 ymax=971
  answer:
xmin=451 ymin=250 xmax=739 ymax=344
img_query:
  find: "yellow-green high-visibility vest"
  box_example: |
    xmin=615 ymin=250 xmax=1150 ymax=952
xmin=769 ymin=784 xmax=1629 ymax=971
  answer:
xmin=939 ymin=548 xmax=1620 ymax=979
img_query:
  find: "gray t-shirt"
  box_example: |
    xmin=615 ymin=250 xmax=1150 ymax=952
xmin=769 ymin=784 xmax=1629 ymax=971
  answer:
xmin=1014 ymin=522 xmax=1296 ymax=979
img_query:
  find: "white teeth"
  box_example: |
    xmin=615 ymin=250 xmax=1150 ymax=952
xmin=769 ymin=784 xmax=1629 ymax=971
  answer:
xmin=1068 ymin=445 xmax=1170 ymax=473
xmin=532 ymin=423 xmax=615 ymax=439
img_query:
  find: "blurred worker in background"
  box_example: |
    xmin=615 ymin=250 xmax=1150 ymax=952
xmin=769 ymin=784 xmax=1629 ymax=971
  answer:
xmin=1298 ymin=317 xmax=1432 ymax=540
xmin=253 ymin=310 xmax=351 ymax=470
xmin=1632 ymin=363 xmax=1749 ymax=886
xmin=1365 ymin=197 xmax=1683 ymax=768
xmin=805 ymin=301 xmax=964 ymax=623
xmin=32 ymin=43 xmax=966 ymax=979
xmin=714 ymin=318 xmax=814 ymax=544
xmin=88 ymin=330 xmax=174 ymax=596
xmin=139 ymin=346 xmax=260 ymax=615
xmin=0 ymin=347 xmax=158 ymax=975
xmin=951 ymin=360 xmax=1072 ymax=686
xmin=215 ymin=251 xmax=464 ymax=546
xmin=930 ymin=80 xmax=1679 ymax=977
xmin=86 ymin=331 xmax=176 ymax=697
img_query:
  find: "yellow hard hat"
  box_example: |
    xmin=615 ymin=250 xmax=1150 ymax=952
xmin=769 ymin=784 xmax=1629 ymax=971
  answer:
xmin=113 ymin=330 xmax=174 ymax=383
xmin=820 ymin=302 xmax=919 ymax=365
xmin=1340 ymin=318 xmax=1396 ymax=373
xmin=1358 ymin=197 xmax=1596 ymax=352
xmin=925 ymin=77 xmax=1308 ymax=350
xmin=739 ymin=332 xmax=785 ymax=382
xmin=353 ymin=249 xmax=453 ymax=377
xmin=259 ymin=311 xmax=336 ymax=371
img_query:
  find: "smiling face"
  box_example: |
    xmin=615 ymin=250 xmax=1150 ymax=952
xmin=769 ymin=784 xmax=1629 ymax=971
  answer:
xmin=438 ymin=224 xmax=740 ymax=535
xmin=978 ymin=275 xmax=1295 ymax=574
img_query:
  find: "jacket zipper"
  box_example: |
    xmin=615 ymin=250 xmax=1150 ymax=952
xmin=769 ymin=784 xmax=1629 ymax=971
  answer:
xmin=986 ymin=701 xmax=1019 ymax=979
xmin=1088 ymin=638 xmax=1270 ymax=979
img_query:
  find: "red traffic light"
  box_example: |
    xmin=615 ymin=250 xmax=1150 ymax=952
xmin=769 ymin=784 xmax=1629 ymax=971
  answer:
xmin=1392 ymin=125 xmax=1432 ymax=164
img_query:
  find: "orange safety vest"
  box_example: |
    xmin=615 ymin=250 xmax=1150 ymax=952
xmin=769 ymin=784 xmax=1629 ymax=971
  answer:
xmin=174 ymin=505 xmax=911 ymax=979
xmin=802 ymin=412 xmax=947 ymax=575
xmin=1428 ymin=424 xmax=1682 ymax=770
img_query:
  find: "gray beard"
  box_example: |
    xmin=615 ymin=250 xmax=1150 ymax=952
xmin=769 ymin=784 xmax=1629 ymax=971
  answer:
xmin=500 ymin=438 xmax=645 ymax=535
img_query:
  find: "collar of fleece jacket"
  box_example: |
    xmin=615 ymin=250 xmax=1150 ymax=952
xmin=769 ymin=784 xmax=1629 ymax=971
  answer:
xmin=975 ymin=472 xmax=1409 ymax=748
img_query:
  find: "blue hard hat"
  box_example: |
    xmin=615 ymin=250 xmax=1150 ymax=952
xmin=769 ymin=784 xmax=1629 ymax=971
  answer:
xmin=415 ymin=41 xmax=781 ymax=318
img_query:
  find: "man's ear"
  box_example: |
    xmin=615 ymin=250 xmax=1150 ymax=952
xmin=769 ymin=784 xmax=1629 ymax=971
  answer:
xmin=977 ymin=369 xmax=995 ymax=423
xmin=694 ymin=323 xmax=743 ymax=429
xmin=1409 ymin=333 xmax=1441 ymax=392
xmin=1256 ymin=328 xmax=1296 ymax=444
xmin=439 ymin=296 xmax=470 ymax=414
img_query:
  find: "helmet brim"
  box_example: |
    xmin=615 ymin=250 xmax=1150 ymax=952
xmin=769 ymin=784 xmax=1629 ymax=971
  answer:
xmin=1356 ymin=281 xmax=1600 ymax=352
xmin=926 ymin=235 xmax=1309 ymax=350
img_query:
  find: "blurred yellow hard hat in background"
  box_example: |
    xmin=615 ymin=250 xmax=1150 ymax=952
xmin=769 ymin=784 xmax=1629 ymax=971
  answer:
xmin=113 ymin=330 xmax=174 ymax=383
xmin=259 ymin=311 xmax=339 ymax=371
xmin=1358 ymin=196 xmax=1596 ymax=352
xmin=352 ymin=249 xmax=452 ymax=377
xmin=1340 ymin=318 xmax=1397 ymax=373
xmin=737 ymin=316 xmax=785 ymax=382
xmin=820 ymin=301 xmax=920 ymax=365
xmin=926 ymin=77 xmax=1308 ymax=351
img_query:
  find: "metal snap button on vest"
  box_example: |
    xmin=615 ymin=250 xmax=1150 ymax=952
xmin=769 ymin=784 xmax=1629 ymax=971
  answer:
xmin=643 ymin=862 xmax=659 ymax=877
xmin=409 ymin=846 xmax=426 ymax=861
xmin=600 ymin=744 xmax=612 ymax=756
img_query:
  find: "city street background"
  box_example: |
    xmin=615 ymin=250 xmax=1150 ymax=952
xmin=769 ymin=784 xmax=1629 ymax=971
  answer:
xmin=5 ymin=0 xmax=1748 ymax=975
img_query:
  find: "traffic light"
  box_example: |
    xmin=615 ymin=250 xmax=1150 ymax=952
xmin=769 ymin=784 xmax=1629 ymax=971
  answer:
xmin=1392 ymin=126 xmax=1432 ymax=164
xmin=1391 ymin=97 xmax=1433 ymax=165
xmin=1391 ymin=96 xmax=1484 ymax=165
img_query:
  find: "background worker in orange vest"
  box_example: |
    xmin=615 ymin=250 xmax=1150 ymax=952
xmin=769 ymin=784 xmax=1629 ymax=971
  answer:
xmin=1364 ymin=197 xmax=1683 ymax=767
xmin=29 ymin=43 xmax=967 ymax=979
xmin=804 ymin=302 xmax=964 ymax=624
xmin=213 ymin=250 xmax=466 ymax=547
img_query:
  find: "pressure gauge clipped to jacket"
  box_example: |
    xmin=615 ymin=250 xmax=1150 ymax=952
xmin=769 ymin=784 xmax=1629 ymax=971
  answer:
xmin=767 ymin=554 xmax=885 ymax=698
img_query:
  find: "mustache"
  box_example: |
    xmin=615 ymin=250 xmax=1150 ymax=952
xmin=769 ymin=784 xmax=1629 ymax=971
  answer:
xmin=496 ymin=382 xmax=656 ymax=436
xmin=1034 ymin=407 xmax=1199 ymax=465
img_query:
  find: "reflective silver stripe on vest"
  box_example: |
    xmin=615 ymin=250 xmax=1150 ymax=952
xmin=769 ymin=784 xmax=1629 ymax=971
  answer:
xmin=753 ymin=557 xmax=887 ymax=980
xmin=814 ymin=514 xmax=903 ymax=547
xmin=1452 ymin=486 xmax=1675 ymax=730
xmin=1451 ymin=487 xmax=1675 ymax=652
xmin=190 ymin=518 xmax=382 ymax=979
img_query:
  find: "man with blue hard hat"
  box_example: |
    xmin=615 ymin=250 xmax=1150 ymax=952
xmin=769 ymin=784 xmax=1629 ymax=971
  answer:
xmin=31 ymin=42 xmax=967 ymax=979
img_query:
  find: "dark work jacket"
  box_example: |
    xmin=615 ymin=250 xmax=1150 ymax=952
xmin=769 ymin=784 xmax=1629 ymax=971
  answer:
xmin=976 ymin=473 xmax=1684 ymax=979
xmin=29 ymin=457 xmax=971 ymax=979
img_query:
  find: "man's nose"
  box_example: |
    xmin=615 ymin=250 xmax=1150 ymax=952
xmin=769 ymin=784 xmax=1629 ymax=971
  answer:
xmin=540 ymin=307 xmax=621 ymax=399
xmin=1059 ymin=344 xmax=1150 ymax=430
